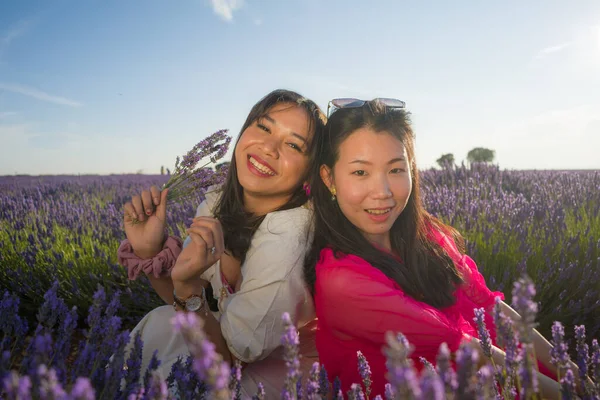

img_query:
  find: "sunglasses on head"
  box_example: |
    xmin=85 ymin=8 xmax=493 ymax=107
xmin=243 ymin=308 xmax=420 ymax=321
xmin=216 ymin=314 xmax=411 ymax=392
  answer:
xmin=326 ymin=97 xmax=406 ymax=118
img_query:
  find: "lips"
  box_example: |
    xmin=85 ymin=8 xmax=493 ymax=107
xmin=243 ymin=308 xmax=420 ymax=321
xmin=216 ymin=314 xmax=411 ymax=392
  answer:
xmin=247 ymin=154 xmax=276 ymax=176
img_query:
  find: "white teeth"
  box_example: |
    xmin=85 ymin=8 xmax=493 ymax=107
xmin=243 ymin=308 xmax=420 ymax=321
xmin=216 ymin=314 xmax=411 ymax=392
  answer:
xmin=249 ymin=157 xmax=276 ymax=176
xmin=366 ymin=208 xmax=391 ymax=215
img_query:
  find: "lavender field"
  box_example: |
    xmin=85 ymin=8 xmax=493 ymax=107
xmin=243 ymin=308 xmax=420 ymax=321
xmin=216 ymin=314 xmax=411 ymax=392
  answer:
xmin=0 ymin=165 xmax=598 ymax=338
xmin=0 ymin=164 xmax=599 ymax=398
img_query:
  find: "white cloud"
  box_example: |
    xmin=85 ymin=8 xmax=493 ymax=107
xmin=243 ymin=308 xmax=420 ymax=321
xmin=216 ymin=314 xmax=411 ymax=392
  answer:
xmin=534 ymin=42 xmax=572 ymax=59
xmin=0 ymin=82 xmax=82 ymax=107
xmin=209 ymin=0 xmax=244 ymax=21
xmin=0 ymin=111 xmax=17 ymax=119
xmin=0 ymin=19 xmax=34 ymax=59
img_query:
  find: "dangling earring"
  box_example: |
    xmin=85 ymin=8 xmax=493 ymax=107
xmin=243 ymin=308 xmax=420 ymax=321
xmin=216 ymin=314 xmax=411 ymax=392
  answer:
xmin=330 ymin=187 xmax=337 ymax=201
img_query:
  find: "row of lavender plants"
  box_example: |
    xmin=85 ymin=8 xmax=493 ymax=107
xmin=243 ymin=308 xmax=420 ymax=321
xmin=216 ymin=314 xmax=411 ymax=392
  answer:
xmin=0 ymin=165 xmax=598 ymax=342
xmin=2 ymin=276 xmax=599 ymax=399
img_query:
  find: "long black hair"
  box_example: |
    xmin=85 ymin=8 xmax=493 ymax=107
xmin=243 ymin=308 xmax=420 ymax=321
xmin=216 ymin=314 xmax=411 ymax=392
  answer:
xmin=214 ymin=89 xmax=326 ymax=263
xmin=304 ymin=100 xmax=464 ymax=309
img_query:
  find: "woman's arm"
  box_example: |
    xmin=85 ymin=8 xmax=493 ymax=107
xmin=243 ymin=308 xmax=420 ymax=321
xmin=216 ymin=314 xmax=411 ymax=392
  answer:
xmin=173 ymin=278 xmax=233 ymax=364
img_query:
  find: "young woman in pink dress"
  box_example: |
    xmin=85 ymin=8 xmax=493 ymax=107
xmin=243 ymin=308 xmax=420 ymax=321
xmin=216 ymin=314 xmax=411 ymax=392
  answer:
xmin=303 ymin=98 xmax=575 ymax=399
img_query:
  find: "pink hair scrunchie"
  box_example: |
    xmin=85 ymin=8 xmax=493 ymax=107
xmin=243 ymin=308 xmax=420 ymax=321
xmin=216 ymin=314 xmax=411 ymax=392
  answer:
xmin=117 ymin=236 xmax=183 ymax=280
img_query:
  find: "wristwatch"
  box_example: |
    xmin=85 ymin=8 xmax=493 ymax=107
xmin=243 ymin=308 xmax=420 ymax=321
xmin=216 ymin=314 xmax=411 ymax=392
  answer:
xmin=173 ymin=287 xmax=207 ymax=314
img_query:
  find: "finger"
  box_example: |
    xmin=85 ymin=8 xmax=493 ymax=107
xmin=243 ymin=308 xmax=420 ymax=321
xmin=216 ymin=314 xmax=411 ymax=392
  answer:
xmin=156 ymin=188 xmax=168 ymax=221
xmin=191 ymin=218 xmax=224 ymax=255
xmin=150 ymin=186 xmax=161 ymax=206
xmin=187 ymin=230 xmax=207 ymax=251
xmin=187 ymin=226 xmax=215 ymax=252
xmin=141 ymin=190 xmax=154 ymax=216
xmin=123 ymin=202 xmax=137 ymax=223
xmin=131 ymin=195 xmax=145 ymax=221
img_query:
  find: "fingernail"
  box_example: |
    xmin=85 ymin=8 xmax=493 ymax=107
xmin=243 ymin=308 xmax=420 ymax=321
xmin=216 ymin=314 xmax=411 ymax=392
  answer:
xmin=153 ymin=197 xmax=159 ymax=205
xmin=146 ymin=209 xmax=152 ymax=215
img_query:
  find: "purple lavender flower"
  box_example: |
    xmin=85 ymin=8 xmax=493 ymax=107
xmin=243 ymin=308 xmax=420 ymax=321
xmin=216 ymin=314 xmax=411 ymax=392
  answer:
xmin=473 ymin=308 xmax=492 ymax=359
xmin=348 ymin=383 xmax=366 ymax=400
xmin=550 ymin=321 xmax=571 ymax=374
xmin=384 ymin=332 xmax=420 ymax=399
xmin=2 ymin=371 xmax=32 ymax=400
xmin=436 ymin=342 xmax=458 ymax=394
xmin=357 ymin=351 xmax=373 ymax=398
xmin=560 ymin=368 xmax=577 ymax=400
xmin=384 ymin=383 xmax=394 ymax=400
xmin=333 ymin=376 xmax=342 ymax=397
xmin=306 ymin=362 xmax=320 ymax=400
xmin=252 ymin=382 xmax=265 ymax=400
xmin=455 ymin=342 xmax=478 ymax=399
xmin=144 ymin=370 xmax=169 ymax=400
xmin=171 ymin=312 xmax=230 ymax=400
xmin=475 ymin=365 xmax=499 ymax=400
xmin=419 ymin=366 xmax=445 ymax=400
xmin=511 ymin=275 xmax=538 ymax=344
xmin=318 ymin=363 xmax=330 ymax=398
xmin=574 ymin=325 xmax=590 ymax=380
xmin=69 ymin=377 xmax=95 ymax=400
xmin=280 ymin=312 xmax=300 ymax=399
xmin=296 ymin=376 xmax=304 ymax=400
xmin=591 ymin=339 xmax=600 ymax=389
xmin=517 ymin=343 xmax=539 ymax=399
xmin=229 ymin=360 xmax=242 ymax=400
xmin=37 ymin=364 xmax=68 ymax=400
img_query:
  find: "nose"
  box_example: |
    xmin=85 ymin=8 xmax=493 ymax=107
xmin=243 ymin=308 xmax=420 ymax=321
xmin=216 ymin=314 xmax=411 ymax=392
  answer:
xmin=260 ymin=136 xmax=279 ymax=159
xmin=370 ymin=174 xmax=392 ymax=199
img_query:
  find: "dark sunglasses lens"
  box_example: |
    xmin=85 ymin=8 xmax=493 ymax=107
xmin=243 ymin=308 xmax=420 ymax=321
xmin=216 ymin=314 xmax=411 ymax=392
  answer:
xmin=376 ymin=98 xmax=406 ymax=108
xmin=332 ymin=98 xmax=365 ymax=109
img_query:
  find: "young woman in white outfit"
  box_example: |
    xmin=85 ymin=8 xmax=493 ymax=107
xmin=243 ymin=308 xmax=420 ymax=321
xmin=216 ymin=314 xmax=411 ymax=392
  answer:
xmin=118 ymin=89 xmax=326 ymax=398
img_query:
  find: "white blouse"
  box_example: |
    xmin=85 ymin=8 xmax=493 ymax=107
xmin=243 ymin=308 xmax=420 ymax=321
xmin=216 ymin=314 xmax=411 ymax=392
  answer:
xmin=183 ymin=186 xmax=316 ymax=364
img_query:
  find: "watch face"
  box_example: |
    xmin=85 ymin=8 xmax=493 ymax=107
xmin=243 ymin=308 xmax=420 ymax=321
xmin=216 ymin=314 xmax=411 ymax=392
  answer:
xmin=185 ymin=296 xmax=203 ymax=311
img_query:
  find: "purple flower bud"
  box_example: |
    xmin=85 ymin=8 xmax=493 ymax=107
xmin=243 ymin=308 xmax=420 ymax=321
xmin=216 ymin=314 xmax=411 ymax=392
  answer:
xmin=550 ymin=321 xmax=571 ymax=371
xmin=252 ymin=382 xmax=265 ymax=400
xmin=517 ymin=344 xmax=539 ymax=398
xmin=511 ymin=275 xmax=538 ymax=344
xmin=436 ymin=342 xmax=457 ymax=393
xmin=473 ymin=308 xmax=492 ymax=359
xmin=419 ymin=366 xmax=445 ymax=400
xmin=357 ymin=351 xmax=372 ymax=398
xmin=69 ymin=377 xmax=95 ymax=400
xmin=560 ymin=368 xmax=577 ymax=400
xmin=306 ymin=362 xmax=320 ymax=400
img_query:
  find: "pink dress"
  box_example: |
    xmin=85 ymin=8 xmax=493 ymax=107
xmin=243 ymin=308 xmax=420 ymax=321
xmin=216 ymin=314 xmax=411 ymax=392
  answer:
xmin=313 ymin=229 xmax=505 ymax=396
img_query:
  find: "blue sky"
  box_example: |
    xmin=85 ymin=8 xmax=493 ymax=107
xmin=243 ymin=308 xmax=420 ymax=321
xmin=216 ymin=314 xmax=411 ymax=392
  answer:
xmin=1 ymin=0 xmax=599 ymax=175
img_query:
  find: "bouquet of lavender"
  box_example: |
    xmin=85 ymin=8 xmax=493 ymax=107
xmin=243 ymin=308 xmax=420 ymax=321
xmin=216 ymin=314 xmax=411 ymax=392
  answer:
xmin=162 ymin=129 xmax=232 ymax=205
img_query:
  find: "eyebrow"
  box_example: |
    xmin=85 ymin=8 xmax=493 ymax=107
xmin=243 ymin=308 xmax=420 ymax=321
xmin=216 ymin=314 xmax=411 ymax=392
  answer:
xmin=349 ymin=157 xmax=406 ymax=165
xmin=262 ymin=115 xmax=307 ymax=144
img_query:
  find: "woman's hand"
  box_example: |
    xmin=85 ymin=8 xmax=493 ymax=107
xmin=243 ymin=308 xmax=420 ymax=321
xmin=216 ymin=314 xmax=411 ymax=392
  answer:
xmin=171 ymin=217 xmax=225 ymax=284
xmin=123 ymin=186 xmax=169 ymax=259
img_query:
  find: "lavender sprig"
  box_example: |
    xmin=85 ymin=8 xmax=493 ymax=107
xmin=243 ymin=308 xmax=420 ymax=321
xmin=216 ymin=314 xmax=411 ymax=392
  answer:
xmin=318 ymin=363 xmax=330 ymax=398
xmin=164 ymin=130 xmax=232 ymax=203
xmin=560 ymin=368 xmax=577 ymax=400
xmin=474 ymin=308 xmax=493 ymax=359
xmin=171 ymin=312 xmax=230 ymax=400
xmin=281 ymin=312 xmax=301 ymax=400
xmin=357 ymin=351 xmax=373 ymax=399
xmin=550 ymin=321 xmax=571 ymax=382
xmin=511 ymin=275 xmax=538 ymax=344
xmin=384 ymin=332 xmax=420 ymax=399
xmin=306 ymin=362 xmax=320 ymax=400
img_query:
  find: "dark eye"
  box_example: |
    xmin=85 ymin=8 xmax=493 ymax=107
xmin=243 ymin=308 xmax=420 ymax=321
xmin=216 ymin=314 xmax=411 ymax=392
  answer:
xmin=391 ymin=168 xmax=405 ymax=174
xmin=352 ymin=170 xmax=366 ymax=176
xmin=257 ymin=123 xmax=270 ymax=133
xmin=287 ymin=143 xmax=303 ymax=152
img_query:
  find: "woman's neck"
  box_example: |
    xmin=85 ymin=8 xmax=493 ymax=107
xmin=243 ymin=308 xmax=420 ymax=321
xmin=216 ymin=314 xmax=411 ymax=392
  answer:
xmin=243 ymin=191 xmax=291 ymax=215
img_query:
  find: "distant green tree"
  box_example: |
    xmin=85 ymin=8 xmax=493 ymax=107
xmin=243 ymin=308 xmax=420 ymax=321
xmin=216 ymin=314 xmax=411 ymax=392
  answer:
xmin=160 ymin=166 xmax=165 ymax=175
xmin=166 ymin=168 xmax=171 ymax=176
xmin=436 ymin=153 xmax=455 ymax=168
xmin=467 ymin=147 xmax=495 ymax=164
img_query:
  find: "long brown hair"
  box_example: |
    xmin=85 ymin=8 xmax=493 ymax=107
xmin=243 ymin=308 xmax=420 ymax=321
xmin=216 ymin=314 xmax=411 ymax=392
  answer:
xmin=214 ymin=89 xmax=326 ymax=263
xmin=304 ymin=101 xmax=464 ymax=309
